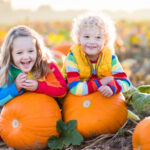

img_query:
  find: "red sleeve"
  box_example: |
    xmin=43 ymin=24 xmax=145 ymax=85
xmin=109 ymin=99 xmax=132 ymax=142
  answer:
xmin=35 ymin=62 xmax=67 ymax=97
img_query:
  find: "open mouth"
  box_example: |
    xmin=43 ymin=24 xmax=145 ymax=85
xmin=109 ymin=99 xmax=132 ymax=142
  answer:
xmin=21 ymin=61 xmax=31 ymax=68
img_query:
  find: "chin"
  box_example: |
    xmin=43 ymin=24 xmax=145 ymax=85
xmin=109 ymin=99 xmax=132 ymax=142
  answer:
xmin=87 ymin=51 xmax=98 ymax=55
xmin=88 ymin=53 xmax=98 ymax=56
xmin=21 ymin=68 xmax=32 ymax=73
xmin=21 ymin=65 xmax=33 ymax=73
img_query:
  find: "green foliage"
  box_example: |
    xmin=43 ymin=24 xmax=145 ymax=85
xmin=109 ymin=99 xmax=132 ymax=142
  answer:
xmin=123 ymin=85 xmax=137 ymax=98
xmin=127 ymin=85 xmax=150 ymax=115
xmin=118 ymin=128 xmax=124 ymax=136
xmin=48 ymin=120 xmax=83 ymax=150
xmin=58 ymin=29 xmax=70 ymax=41
xmin=131 ymin=92 xmax=150 ymax=115
xmin=138 ymin=85 xmax=150 ymax=94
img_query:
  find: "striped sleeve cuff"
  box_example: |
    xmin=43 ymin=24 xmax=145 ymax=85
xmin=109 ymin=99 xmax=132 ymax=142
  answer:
xmin=94 ymin=79 xmax=102 ymax=88
xmin=107 ymin=83 xmax=116 ymax=95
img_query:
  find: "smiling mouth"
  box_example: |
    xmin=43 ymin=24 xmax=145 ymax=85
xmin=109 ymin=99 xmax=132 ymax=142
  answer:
xmin=87 ymin=46 xmax=97 ymax=49
xmin=21 ymin=61 xmax=31 ymax=68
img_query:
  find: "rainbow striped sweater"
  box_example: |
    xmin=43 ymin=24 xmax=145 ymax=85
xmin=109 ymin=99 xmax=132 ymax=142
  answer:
xmin=0 ymin=63 xmax=67 ymax=106
xmin=66 ymin=52 xmax=131 ymax=96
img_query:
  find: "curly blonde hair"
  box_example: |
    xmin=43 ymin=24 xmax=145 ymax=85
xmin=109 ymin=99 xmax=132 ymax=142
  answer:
xmin=71 ymin=12 xmax=116 ymax=49
xmin=0 ymin=25 xmax=52 ymax=86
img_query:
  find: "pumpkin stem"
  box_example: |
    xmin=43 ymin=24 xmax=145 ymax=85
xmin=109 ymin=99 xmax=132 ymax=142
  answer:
xmin=127 ymin=110 xmax=140 ymax=121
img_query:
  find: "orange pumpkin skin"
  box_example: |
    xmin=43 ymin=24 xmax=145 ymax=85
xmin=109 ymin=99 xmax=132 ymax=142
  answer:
xmin=62 ymin=92 xmax=127 ymax=138
xmin=52 ymin=43 xmax=71 ymax=55
xmin=132 ymin=117 xmax=150 ymax=150
xmin=0 ymin=93 xmax=61 ymax=150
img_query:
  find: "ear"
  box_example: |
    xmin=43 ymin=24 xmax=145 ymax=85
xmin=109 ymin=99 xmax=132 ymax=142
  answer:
xmin=77 ymin=35 xmax=81 ymax=44
xmin=104 ymin=39 xmax=108 ymax=46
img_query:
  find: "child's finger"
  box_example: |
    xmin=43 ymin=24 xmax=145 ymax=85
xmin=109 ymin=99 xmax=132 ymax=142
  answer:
xmin=17 ymin=75 xmax=27 ymax=81
xmin=98 ymin=86 xmax=112 ymax=97
xmin=98 ymin=86 xmax=104 ymax=92
xmin=103 ymin=91 xmax=109 ymax=96
xmin=18 ymin=73 xmax=27 ymax=78
xmin=19 ymin=77 xmax=27 ymax=83
xmin=22 ymin=82 xmax=33 ymax=87
xmin=99 ymin=89 xmax=106 ymax=95
xmin=23 ymin=85 xmax=35 ymax=91
xmin=25 ymin=80 xmax=34 ymax=83
xmin=100 ymin=87 xmax=107 ymax=93
xmin=103 ymin=92 xmax=110 ymax=97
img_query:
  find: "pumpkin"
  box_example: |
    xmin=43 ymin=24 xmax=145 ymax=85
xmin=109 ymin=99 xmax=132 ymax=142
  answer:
xmin=0 ymin=92 xmax=61 ymax=150
xmin=132 ymin=117 xmax=150 ymax=150
xmin=62 ymin=92 xmax=127 ymax=138
xmin=52 ymin=43 xmax=71 ymax=55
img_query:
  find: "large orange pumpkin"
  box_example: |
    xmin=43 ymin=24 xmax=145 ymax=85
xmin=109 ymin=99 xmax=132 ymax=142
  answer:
xmin=62 ymin=92 xmax=127 ymax=138
xmin=0 ymin=92 xmax=61 ymax=150
xmin=132 ymin=117 xmax=150 ymax=150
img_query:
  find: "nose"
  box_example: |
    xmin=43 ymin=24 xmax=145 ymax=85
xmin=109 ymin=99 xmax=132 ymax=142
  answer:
xmin=22 ymin=53 xmax=30 ymax=60
xmin=88 ymin=38 xmax=96 ymax=44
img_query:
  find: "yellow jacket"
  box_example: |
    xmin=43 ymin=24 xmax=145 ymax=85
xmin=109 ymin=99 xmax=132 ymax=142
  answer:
xmin=63 ymin=44 xmax=112 ymax=81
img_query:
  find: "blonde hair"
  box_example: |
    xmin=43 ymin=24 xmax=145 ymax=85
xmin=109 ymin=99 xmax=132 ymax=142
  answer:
xmin=71 ymin=12 xmax=116 ymax=49
xmin=0 ymin=25 xmax=52 ymax=86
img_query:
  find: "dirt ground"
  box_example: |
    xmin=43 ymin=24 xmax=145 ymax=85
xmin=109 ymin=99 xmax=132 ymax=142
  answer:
xmin=0 ymin=119 xmax=136 ymax=150
xmin=64 ymin=119 xmax=135 ymax=150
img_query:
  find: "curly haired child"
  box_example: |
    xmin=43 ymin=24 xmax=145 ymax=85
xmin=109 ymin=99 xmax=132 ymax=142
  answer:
xmin=62 ymin=12 xmax=131 ymax=97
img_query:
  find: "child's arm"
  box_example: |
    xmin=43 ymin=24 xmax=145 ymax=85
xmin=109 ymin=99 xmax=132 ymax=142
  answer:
xmin=35 ymin=62 xmax=67 ymax=97
xmin=105 ymin=55 xmax=131 ymax=95
xmin=66 ymin=52 xmax=102 ymax=96
xmin=0 ymin=73 xmax=26 ymax=106
xmin=0 ymin=83 xmax=23 ymax=106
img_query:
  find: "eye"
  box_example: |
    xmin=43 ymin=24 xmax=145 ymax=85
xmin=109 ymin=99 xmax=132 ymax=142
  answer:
xmin=96 ymin=36 xmax=101 ymax=39
xmin=84 ymin=35 xmax=90 ymax=38
xmin=28 ymin=50 xmax=34 ymax=53
xmin=16 ymin=52 xmax=22 ymax=54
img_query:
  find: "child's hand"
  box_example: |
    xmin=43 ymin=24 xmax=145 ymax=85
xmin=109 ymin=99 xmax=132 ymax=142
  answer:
xmin=100 ymin=76 xmax=113 ymax=85
xmin=15 ymin=73 xmax=27 ymax=92
xmin=23 ymin=80 xmax=38 ymax=91
xmin=98 ymin=85 xmax=113 ymax=97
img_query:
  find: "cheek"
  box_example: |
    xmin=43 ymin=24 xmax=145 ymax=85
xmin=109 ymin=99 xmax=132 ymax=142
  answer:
xmin=98 ymin=40 xmax=105 ymax=46
xmin=33 ymin=50 xmax=37 ymax=57
xmin=12 ymin=54 xmax=17 ymax=63
xmin=12 ymin=56 xmax=20 ymax=66
xmin=33 ymin=53 xmax=37 ymax=62
xmin=11 ymin=52 xmax=15 ymax=60
xmin=80 ymin=39 xmax=87 ymax=46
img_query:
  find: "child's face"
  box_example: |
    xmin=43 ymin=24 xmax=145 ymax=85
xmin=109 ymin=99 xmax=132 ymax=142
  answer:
xmin=79 ymin=25 xmax=105 ymax=60
xmin=11 ymin=36 xmax=37 ymax=73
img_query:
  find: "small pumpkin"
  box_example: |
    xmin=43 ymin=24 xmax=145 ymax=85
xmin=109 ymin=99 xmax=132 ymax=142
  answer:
xmin=0 ymin=92 xmax=61 ymax=150
xmin=132 ymin=117 xmax=150 ymax=150
xmin=52 ymin=43 xmax=71 ymax=55
xmin=62 ymin=92 xmax=127 ymax=138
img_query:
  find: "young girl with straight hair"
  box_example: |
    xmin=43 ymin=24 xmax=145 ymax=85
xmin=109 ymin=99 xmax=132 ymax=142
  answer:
xmin=0 ymin=25 xmax=67 ymax=106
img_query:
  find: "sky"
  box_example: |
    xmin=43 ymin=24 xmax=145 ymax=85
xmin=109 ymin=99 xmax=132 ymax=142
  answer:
xmin=10 ymin=0 xmax=150 ymax=12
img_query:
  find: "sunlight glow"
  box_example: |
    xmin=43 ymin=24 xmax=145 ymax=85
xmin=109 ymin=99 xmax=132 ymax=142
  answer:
xmin=11 ymin=0 xmax=150 ymax=11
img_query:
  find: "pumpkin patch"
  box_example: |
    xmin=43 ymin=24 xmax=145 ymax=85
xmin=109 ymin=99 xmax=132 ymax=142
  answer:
xmin=62 ymin=92 xmax=127 ymax=138
xmin=0 ymin=92 xmax=61 ymax=150
xmin=52 ymin=43 xmax=71 ymax=55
